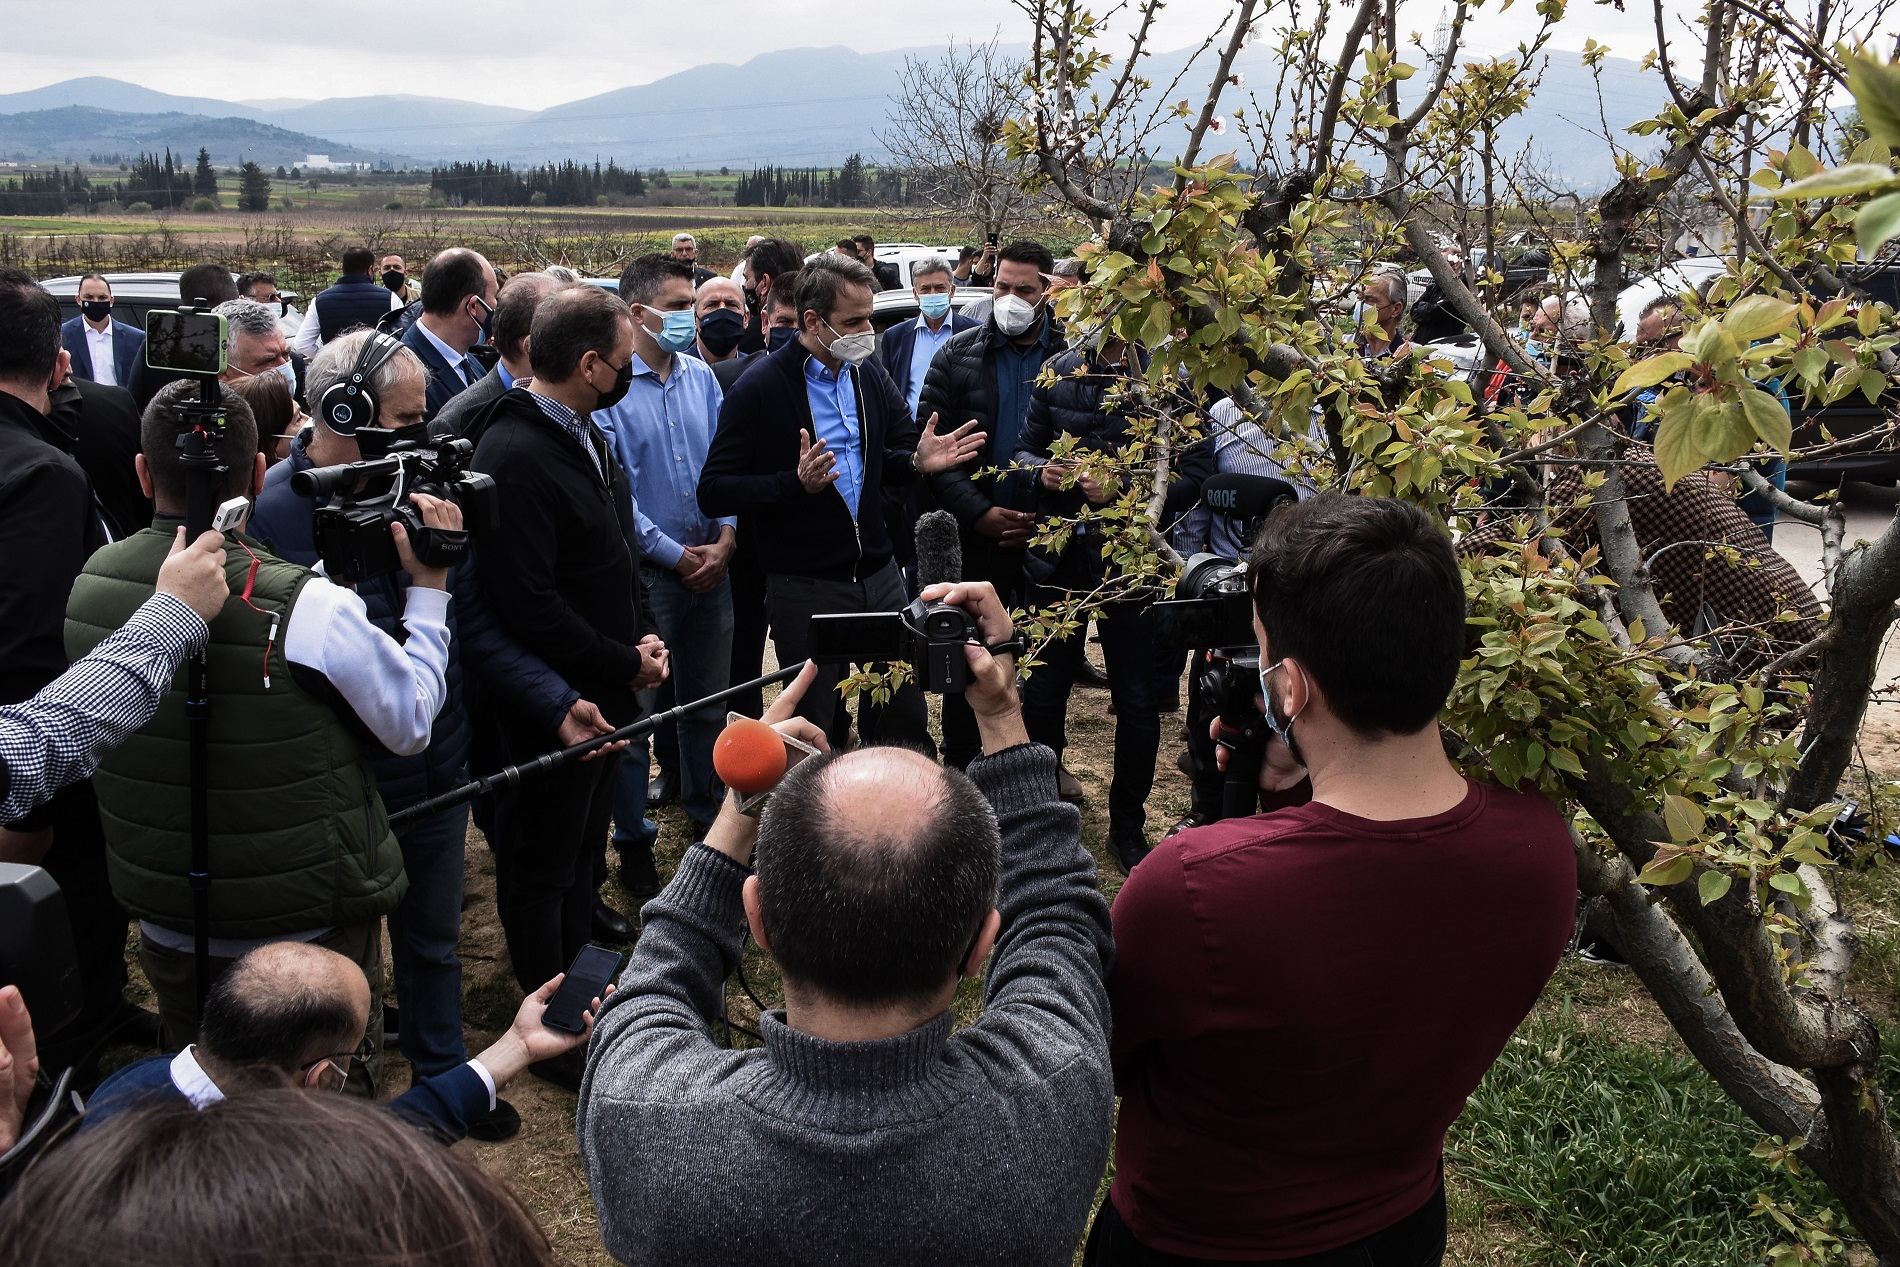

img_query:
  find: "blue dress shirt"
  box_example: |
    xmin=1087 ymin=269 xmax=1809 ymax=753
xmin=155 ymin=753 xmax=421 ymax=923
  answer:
xmin=803 ymin=356 xmax=866 ymax=520
xmin=906 ymin=314 xmax=959 ymax=418
xmin=597 ymin=352 xmax=735 ymax=569
xmin=991 ymin=319 xmax=1063 ymax=464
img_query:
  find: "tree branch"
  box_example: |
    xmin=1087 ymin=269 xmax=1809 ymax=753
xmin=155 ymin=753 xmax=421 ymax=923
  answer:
xmin=1180 ymin=0 xmax=1258 ymax=175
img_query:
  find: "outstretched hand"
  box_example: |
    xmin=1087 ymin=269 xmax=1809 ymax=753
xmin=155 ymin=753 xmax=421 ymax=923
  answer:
xmin=155 ymin=527 xmax=230 ymax=623
xmin=0 ymin=985 xmax=39 ymax=1153
xmin=472 ymin=973 xmax=616 ymax=1092
xmin=705 ymin=661 xmax=830 ymax=867
xmin=797 ymin=429 xmax=839 ymax=493
xmin=914 ymin=412 xmax=986 ymax=475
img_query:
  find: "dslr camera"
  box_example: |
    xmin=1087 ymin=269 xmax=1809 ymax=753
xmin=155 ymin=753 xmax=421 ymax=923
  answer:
xmin=291 ymin=438 xmax=500 ymax=584
xmin=808 ymin=597 xmax=981 ymax=694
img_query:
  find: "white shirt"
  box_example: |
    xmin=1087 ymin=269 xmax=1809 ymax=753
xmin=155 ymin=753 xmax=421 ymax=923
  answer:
xmin=85 ymin=321 xmax=118 ymax=388
xmin=291 ymin=288 xmax=406 ymax=358
xmin=416 ymin=319 xmax=477 ymax=387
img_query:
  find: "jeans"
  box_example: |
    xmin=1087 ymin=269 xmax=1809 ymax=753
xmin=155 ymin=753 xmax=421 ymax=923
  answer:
xmin=492 ymin=737 xmax=622 ymax=995
xmin=629 ymin=568 xmax=734 ymax=829
xmin=1082 ymin=1184 xmax=1447 ymax=1267
xmin=1022 ymin=588 xmax=1159 ymax=835
xmin=765 ymin=563 xmax=932 ymax=753
xmin=386 ymin=801 xmax=470 ymax=1077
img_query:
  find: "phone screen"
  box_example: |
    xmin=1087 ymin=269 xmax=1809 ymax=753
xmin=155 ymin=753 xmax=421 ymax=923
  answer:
xmin=541 ymin=944 xmax=623 ymax=1034
xmin=145 ymin=310 xmax=228 ymax=376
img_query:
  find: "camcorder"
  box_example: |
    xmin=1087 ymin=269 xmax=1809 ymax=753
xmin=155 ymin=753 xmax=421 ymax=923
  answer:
xmin=809 ymin=598 xmax=982 ymax=694
xmin=1154 ymin=473 xmax=1299 ymax=819
xmin=290 ymin=438 xmax=500 ymax=585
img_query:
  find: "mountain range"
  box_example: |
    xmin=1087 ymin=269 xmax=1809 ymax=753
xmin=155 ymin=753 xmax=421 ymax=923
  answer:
xmin=0 ymin=45 xmax=1669 ymax=188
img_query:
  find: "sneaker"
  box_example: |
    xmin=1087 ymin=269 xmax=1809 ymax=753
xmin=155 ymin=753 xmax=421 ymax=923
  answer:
xmin=1110 ymin=826 xmax=1152 ymax=875
xmin=1057 ymin=766 xmax=1086 ymax=804
xmin=467 ymin=1097 xmax=522 ymax=1142
xmin=1576 ymin=937 xmax=1629 ymax=968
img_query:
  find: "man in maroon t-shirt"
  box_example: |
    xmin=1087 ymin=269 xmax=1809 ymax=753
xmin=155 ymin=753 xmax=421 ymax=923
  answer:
xmin=1090 ymin=493 xmax=1575 ymax=1266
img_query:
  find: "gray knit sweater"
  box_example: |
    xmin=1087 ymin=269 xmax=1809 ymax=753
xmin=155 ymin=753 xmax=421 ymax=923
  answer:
xmin=576 ymin=742 xmax=1115 ymax=1266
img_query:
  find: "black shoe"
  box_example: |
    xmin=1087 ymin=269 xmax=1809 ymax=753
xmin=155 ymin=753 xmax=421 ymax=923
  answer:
xmin=647 ymin=767 xmax=680 ymax=807
xmin=467 ymin=1097 xmax=522 ymax=1142
xmin=619 ymin=842 xmax=662 ymax=899
xmin=1075 ymin=660 xmax=1112 ymax=690
xmin=381 ymin=1005 xmax=401 ymax=1044
xmin=592 ymin=894 xmax=637 ymax=943
xmin=1057 ymin=766 xmax=1086 ymax=804
xmin=1175 ymin=748 xmax=1194 ymax=777
xmin=1111 ymin=825 xmax=1152 ymax=876
xmin=1165 ymin=813 xmax=1208 ymax=838
xmin=529 ymin=1048 xmax=585 ymax=1093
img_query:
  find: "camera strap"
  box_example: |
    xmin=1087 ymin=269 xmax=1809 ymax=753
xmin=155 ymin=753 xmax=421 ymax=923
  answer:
xmin=984 ymin=635 xmax=1028 ymax=660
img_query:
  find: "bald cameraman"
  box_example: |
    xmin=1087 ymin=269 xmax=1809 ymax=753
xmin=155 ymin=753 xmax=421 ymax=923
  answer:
xmin=580 ymin=583 xmax=1116 ymax=1265
xmin=64 ymin=380 xmax=461 ymax=1078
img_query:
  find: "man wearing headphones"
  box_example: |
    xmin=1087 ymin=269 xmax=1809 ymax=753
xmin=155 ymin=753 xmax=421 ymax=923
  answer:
xmin=247 ymin=331 xmax=614 ymax=1136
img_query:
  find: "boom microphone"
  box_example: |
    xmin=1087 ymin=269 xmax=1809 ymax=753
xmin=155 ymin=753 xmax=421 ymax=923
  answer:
xmin=1202 ymin=473 xmax=1299 ymax=523
xmin=915 ymin=510 xmax=963 ymax=589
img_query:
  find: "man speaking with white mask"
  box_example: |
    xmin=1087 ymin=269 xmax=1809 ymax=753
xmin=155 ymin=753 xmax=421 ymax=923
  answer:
xmin=916 ymin=240 xmax=1066 ymax=770
xmin=699 ymin=254 xmax=984 ymax=747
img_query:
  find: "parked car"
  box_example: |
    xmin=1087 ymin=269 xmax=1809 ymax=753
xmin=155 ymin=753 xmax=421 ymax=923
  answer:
xmin=871 ymin=286 xmax=992 ymax=341
xmin=38 ymin=271 xmax=304 ymax=338
xmin=804 ymin=244 xmax=966 ymax=291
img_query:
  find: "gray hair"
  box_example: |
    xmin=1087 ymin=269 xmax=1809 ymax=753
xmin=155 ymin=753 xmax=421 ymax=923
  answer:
xmin=543 ymin=264 xmax=582 ymax=284
xmin=672 ymin=232 xmax=695 ymax=246
xmin=795 ymin=254 xmax=877 ymax=324
xmin=213 ymin=298 xmax=282 ymax=342
xmin=912 ymin=257 xmax=952 ymax=284
xmin=1364 ymin=269 xmax=1409 ymax=315
xmin=305 ymin=330 xmax=428 ymax=435
xmin=1542 ymin=292 xmax=1595 ymax=345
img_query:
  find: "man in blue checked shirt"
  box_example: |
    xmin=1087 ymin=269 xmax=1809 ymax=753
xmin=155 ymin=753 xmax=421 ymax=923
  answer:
xmin=597 ymin=254 xmax=737 ymax=848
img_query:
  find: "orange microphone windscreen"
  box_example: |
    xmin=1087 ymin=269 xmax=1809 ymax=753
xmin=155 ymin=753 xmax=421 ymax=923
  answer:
xmin=713 ymin=717 xmax=789 ymax=795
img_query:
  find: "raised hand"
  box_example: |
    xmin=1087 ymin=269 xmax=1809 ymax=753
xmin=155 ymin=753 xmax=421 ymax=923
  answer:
xmin=797 ymin=429 xmax=839 ymax=493
xmin=915 ymin=413 xmax=986 ymax=475
xmin=154 ymin=527 xmax=230 ymax=623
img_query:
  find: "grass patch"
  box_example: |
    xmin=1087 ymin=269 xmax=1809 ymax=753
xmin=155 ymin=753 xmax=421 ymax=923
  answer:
xmin=1447 ymin=1002 xmax=1843 ymax=1267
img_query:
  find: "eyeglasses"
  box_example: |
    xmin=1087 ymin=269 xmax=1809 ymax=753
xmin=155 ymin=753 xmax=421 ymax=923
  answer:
xmin=304 ymin=1034 xmax=375 ymax=1093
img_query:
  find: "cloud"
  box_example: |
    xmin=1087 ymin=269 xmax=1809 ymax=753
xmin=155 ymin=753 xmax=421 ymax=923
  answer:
xmin=0 ymin=0 xmax=1690 ymax=112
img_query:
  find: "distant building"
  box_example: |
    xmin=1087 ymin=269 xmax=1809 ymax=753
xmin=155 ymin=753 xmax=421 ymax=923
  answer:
xmin=301 ymin=154 xmax=369 ymax=172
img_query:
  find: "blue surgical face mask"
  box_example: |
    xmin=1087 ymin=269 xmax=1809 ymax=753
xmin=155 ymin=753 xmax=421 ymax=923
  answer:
xmin=651 ymin=307 xmax=698 ymax=354
xmin=1258 ymin=660 xmax=1303 ymax=761
xmin=919 ymin=293 xmax=952 ymax=321
xmin=768 ymin=325 xmax=799 ymax=352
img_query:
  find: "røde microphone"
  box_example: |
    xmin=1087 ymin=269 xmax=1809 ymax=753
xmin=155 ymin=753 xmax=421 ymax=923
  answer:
xmin=915 ymin=509 xmax=964 ymax=589
xmin=1201 ymin=473 xmax=1299 ymax=523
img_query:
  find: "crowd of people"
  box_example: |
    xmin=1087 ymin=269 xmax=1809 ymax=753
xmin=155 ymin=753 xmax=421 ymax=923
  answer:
xmin=0 ymin=228 xmax=1821 ymax=1264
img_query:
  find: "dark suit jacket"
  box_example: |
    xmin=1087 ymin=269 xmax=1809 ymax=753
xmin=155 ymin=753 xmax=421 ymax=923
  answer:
xmin=49 ymin=377 xmax=149 ymax=540
xmin=710 ymin=352 xmax=759 ymax=394
xmin=431 ymin=365 xmax=509 ymax=437
xmin=878 ymin=312 xmax=980 ymax=407
xmin=60 ymin=316 xmax=145 ymax=392
xmin=400 ymin=320 xmax=476 ymax=422
xmin=83 ymin=1054 xmax=494 ymax=1144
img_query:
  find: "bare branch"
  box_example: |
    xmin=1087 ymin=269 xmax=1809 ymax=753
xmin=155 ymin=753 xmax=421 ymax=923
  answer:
xmin=1181 ymin=0 xmax=1258 ymax=174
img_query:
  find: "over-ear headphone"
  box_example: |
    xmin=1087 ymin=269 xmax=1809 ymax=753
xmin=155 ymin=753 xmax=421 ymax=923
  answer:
xmin=317 ymin=330 xmax=405 ymax=435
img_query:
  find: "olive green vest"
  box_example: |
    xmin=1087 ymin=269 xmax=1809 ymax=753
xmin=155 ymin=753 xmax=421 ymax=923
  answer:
xmin=64 ymin=523 xmax=407 ymax=938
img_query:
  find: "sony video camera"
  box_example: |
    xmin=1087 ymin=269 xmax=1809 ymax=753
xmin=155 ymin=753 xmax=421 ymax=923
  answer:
xmin=291 ymin=438 xmax=499 ymax=585
xmin=808 ymin=597 xmax=981 ymax=694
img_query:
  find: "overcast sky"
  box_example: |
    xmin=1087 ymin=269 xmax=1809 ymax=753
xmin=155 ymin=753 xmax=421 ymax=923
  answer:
xmin=0 ymin=0 xmax=1788 ymax=111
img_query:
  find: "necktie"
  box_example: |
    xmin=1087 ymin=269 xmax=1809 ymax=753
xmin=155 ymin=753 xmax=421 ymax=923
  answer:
xmin=461 ymin=357 xmax=483 ymax=388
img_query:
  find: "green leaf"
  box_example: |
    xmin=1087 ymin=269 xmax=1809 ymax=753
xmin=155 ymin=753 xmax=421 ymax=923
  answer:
xmin=1639 ymin=852 xmax=1694 ymax=886
xmin=1655 ymin=393 xmax=1713 ymax=489
xmin=1785 ymin=144 xmax=1823 ymax=180
xmin=1768 ymin=870 xmax=1807 ymax=899
xmin=1863 ymin=367 xmax=1888 ymax=405
xmin=1848 ymin=53 xmax=1900 ymax=149
xmin=1613 ymin=351 xmax=1696 ymax=394
xmin=1767 ymin=164 xmax=1900 ymax=201
xmin=1691 ymin=393 xmax=1756 ymax=464
xmin=1857 ymin=190 xmax=1900 ymax=254
xmin=1723 ymin=295 xmax=1799 ymax=343
xmin=1738 ymin=384 xmax=1793 ymax=452
xmin=1663 ymin=793 xmax=1707 ymax=843
xmin=1699 ymin=870 xmax=1733 ymax=906
xmin=1794 ymin=346 xmax=1828 ymax=385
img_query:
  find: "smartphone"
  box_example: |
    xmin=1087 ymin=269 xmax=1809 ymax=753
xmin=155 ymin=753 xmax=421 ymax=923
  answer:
xmin=986 ymin=231 xmax=999 ymax=247
xmin=808 ymin=611 xmax=907 ymax=664
xmin=541 ymin=944 xmax=623 ymax=1034
xmin=144 ymin=309 xmax=228 ymax=376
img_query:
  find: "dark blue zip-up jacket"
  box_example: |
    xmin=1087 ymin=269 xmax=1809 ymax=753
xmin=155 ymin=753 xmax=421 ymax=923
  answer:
xmin=249 ymin=434 xmax=579 ymax=810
